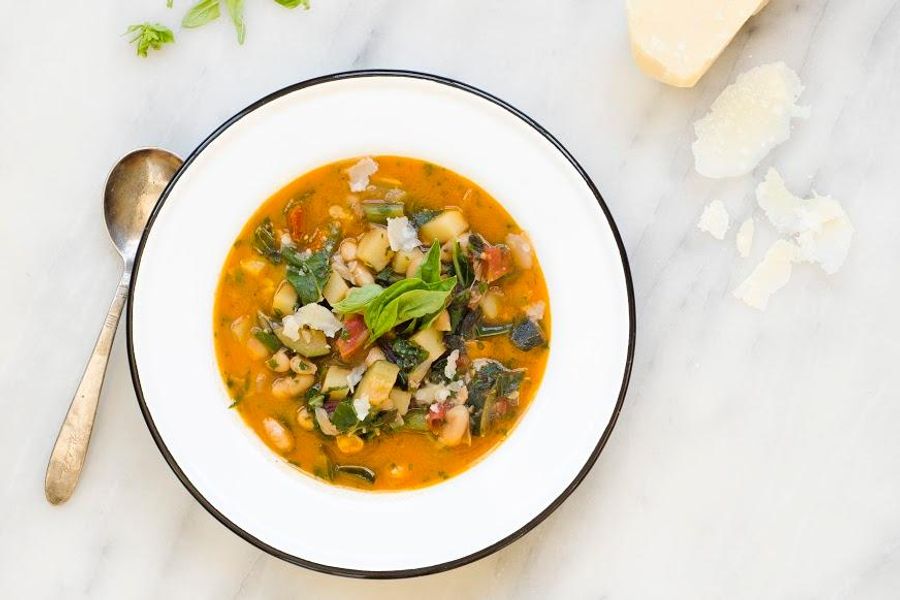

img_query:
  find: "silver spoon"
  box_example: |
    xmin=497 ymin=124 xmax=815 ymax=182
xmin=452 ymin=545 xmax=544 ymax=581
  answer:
xmin=45 ymin=148 xmax=182 ymax=505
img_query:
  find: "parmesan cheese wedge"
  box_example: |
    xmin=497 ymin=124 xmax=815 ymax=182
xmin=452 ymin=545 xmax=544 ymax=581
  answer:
xmin=627 ymin=0 xmax=770 ymax=88
xmin=693 ymin=63 xmax=810 ymax=178
xmin=733 ymin=239 xmax=799 ymax=310
xmin=756 ymin=168 xmax=854 ymax=274
xmin=697 ymin=199 xmax=730 ymax=240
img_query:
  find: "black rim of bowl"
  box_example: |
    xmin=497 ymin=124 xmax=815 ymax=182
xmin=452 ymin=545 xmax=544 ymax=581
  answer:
xmin=126 ymin=69 xmax=636 ymax=579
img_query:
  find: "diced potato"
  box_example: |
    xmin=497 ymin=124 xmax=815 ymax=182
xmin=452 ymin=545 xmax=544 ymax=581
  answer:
xmin=353 ymin=360 xmax=400 ymax=408
xmin=420 ymin=210 xmax=468 ymax=244
xmin=322 ymin=365 xmax=351 ymax=400
xmin=323 ymin=271 xmax=350 ymax=306
xmin=407 ymin=327 xmax=446 ymax=388
xmin=410 ymin=326 xmax=446 ymax=361
xmin=392 ymin=248 xmax=422 ymax=274
xmin=479 ymin=290 xmax=502 ymax=320
xmin=356 ymin=227 xmax=394 ymax=271
xmin=240 ymin=258 xmax=267 ymax=276
xmin=405 ymin=251 xmax=426 ymax=278
xmin=434 ymin=310 xmax=451 ymax=332
xmin=272 ymin=280 xmax=298 ymax=316
xmin=275 ymin=326 xmax=330 ymax=357
xmin=388 ymin=388 xmax=412 ymax=416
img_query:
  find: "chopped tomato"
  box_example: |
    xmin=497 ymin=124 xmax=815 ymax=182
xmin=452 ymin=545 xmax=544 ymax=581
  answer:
xmin=287 ymin=206 xmax=304 ymax=242
xmin=480 ymin=245 xmax=513 ymax=282
xmin=336 ymin=314 xmax=368 ymax=360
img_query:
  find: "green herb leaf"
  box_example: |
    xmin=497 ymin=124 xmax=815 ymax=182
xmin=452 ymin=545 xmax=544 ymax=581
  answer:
xmin=182 ymin=0 xmax=220 ymax=28
xmin=283 ymin=247 xmax=331 ymax=305
xmin=368 ymin=285 xmax=455 ymax=342
xmin=332 ymin=284 xmax=383 ymax=314
xmin=274 ymin=0 xmax=310 ymax=8
xmin=252 ymin=329 xmax=281 ymax=352
xmin=125 ymin=23 xmax=175 ymax=57
xmin=410 ymin=208 xmax=439 ymax=229
xmin=224 ymin=0 xmax=246 ymax=43
xmin=416 ymin=241 xmax=442 ymax=284
xmin=251 ymin=217 xmax=281 ymax=263
xmin=167 ymin=0 xmax=174 ymax=7
xmin=363 ymin=279 xmax=423 ymax=329
xmin=452 ymin=241 xmax=474 ymax=288
xmin=331 ymin=400 xmax=358 ymax=432
xmin=387 ymin=338 xmax=427 ymax=372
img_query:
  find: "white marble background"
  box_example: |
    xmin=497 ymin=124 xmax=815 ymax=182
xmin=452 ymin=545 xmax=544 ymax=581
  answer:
xmin=3 ymin=0 xmax=900 ymax=598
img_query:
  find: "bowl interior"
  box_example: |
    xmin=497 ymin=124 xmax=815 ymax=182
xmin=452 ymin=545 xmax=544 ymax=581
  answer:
xmin=130 ymin=73 xmax=633 ymax=575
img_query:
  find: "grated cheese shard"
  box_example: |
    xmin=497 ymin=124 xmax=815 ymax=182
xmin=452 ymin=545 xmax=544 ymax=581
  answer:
xmin=736 ymin=218 xmax=755 ymax=258
xmin=627 ymin=0 xmax=770 ymax=88
xmin=347 ymin=157 xmax=378 ymax=192
xmin=733 ymin=239 xmax=799 ymax=310
xmin=386 ymin=216 xmax=421 ymax=252
xmin=292 ymin=303 xmax=343 ymax=338
xmin=693 ymin=63 xmax=810 ymax=178
xmin=756 ymin=168 xmax=853 ymax=274
xmin=697 ymin=199 xmax=730 ymax=240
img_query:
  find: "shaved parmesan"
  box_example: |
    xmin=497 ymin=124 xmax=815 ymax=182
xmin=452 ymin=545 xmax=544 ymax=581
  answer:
xmin=347 ymin=157 xmax=378 ymax=192
xmin=733 ymin=239 xmax=799 ymax=310
xmin=280 ymin=314 xmax=301 ymax=341
xmin=756 ymin=168 xmax=853 ymax=274
xmin=524 ymin=301 xmax=546 ymax=322
xmin=293 ymin=303 xmax=343 ymax=338
xmin=386 ymin=216 xmax=421 ymax=251
xmin=444 ymin=349 xmax=460 ymax=380
xmin=693 ymin=63 xmax=810 ymax=178
xmin=697 ymin=200 xmax=730 ymax=240
xmin=352 ymin=395 xmax=371 ymax=421
xmin=736 ymin=218 xmax=755 ymax=258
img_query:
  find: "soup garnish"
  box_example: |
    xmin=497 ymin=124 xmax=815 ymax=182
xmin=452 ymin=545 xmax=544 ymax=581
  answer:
xmin=214 ymin=156 xmax=550 ymax=490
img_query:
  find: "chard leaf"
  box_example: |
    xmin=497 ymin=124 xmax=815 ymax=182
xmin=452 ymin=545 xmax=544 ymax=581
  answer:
xmin=331 ymin=399 xmax=358 ymax=432
xmin=284 ymin=247 xmax=331 ymax=305
xmin=251 ymin=217 xmax=281 ymax=263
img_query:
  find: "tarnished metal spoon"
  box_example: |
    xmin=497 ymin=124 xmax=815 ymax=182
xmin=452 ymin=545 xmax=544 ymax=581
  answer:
xmin=45 ymin=148 xmax=182 ymax=505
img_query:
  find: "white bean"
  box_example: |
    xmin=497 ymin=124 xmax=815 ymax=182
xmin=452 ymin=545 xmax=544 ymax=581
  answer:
xmin=266 ymin=348 xmax=291 ymax=372
xmin=340 ymin=239 xmax=358 ymax=262
xmin=438 ymin=405 xmax=470 ymax=447
xmin=262 ymin=417 xmax=295 ymax=452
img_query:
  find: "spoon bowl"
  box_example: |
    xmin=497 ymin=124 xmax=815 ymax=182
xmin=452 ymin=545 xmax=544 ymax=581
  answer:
xmin=45 ymin=147 xmax=182 ymax=505
xmin=104 ymin=148 xmax=183 ymax=265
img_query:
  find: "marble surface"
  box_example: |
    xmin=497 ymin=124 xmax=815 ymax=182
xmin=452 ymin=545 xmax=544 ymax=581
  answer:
xmin=3 ymin=0 xmax=900 ymax=597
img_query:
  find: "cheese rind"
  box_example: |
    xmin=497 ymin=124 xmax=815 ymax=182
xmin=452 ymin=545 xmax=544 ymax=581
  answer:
xmin=627 ymin=0 xmax=770 ymax=88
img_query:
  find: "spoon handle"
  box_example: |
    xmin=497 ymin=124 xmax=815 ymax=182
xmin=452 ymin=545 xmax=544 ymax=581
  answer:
xmin=45 ymin=271 xmax=130 ymax=505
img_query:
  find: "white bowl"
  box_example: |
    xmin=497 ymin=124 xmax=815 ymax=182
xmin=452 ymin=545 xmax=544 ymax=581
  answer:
xmin=128 ymin=71 xmax=635 ymax=578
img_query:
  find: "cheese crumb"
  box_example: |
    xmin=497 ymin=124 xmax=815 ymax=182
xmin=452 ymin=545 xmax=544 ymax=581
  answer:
xmin=524 ymin=301 xmax=546 ymax=322
xmin=347 ymin=157 xmax=378 ymax=192
xmin=386 ymin=216 xmax=421 ymax=251
xmin=293 ymin=303 xmax=343 ymax=338
xmin=756 ymin=168 xmax=853 ymax=274
xmin=352 ymin=395 xmax=371 ymax=421
xmin=732 ymin=239 xmax=799 ymax=310
xmin=444 ymin=350 xmax=460 ymax=380
xmin=697 ymin=200 xmax=730 ymax=240
xmin=736 ymin=218 xmax=755 ymax=258
xmin=693 ymin=63 xmax=810 ymax=178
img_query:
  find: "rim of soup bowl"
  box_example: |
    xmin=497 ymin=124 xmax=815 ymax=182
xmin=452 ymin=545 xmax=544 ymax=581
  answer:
xmin=126 ymin=69 xmax=636 ymax=579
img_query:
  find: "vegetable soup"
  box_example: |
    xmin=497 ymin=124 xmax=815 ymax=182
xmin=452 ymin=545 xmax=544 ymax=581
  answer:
xmin=213 ymin=156 xmax=550 ymax=490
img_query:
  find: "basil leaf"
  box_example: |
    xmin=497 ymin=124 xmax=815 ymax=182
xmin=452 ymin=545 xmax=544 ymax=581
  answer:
xmin=369 ymin=287 xmax=454 ymax=341
xmin=182 ymin=0 xmax=220 ymax=27
xmin=274 ymin=0 xmax=310 ymax=8
xmin=416 ymin=241 xmax=442 ymax=284
xmin=284 ymin=248 xmax=331 ymax=305
xmin=125 ymin=23 xmax=175 ymax=57
xmin=332 ymin=284 xmax=383 ymax=314
xmin=331 ymin=400 xmax=358 ymax=432
xmin=224 ymin=0 xmax=245 ymax=43
xmin=364 ymin=278 xmax=423 ymax=330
